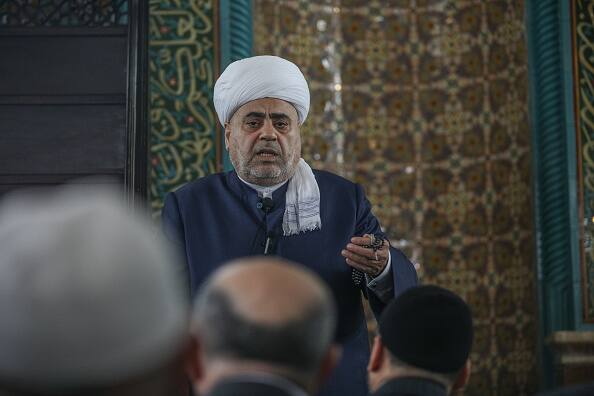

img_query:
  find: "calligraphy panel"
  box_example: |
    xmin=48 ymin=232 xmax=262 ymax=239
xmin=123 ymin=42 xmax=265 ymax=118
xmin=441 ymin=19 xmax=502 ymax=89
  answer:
xmin=148 ymin=0 xmax=220 ymax=218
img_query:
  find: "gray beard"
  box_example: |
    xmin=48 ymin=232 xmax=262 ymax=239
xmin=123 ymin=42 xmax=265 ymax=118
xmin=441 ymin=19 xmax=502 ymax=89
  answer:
xmin=232 ymin=155 xmax=296 ymax=186
xmin=239 ymin=163 xmax=291 ymax=186
xmin=229 ymin=139 xmax=300 ymax=186
xmin=248 ymin=166 xmax=282 ymax=179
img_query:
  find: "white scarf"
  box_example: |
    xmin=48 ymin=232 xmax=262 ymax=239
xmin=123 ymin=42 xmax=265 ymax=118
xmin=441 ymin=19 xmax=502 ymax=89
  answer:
xmin=282 ymin=159 xmax=321 ymax=236
xmin=239 ymin=159 xmax=321 ymax=236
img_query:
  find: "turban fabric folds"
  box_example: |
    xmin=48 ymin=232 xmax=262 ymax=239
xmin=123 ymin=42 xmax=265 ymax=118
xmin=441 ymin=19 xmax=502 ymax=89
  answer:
xmin=214 ymin=55 xmax=310 ymax=125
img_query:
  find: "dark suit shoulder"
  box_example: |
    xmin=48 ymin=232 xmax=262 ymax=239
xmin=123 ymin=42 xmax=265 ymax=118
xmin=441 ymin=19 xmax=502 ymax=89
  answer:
xmin=312 ymin=168 xmax=355 ymax=185
xmin=207 ymin=379 xmax=298 ymax=396
xmin=372 ymin=378 xmax=447 ymax=396
xmin=538 ymin=382 xmax=594 ymax=396
xmin=170 ymin=172 xmax=229 ymax=201
xmin=312 ymin=169 xmax=361 ymax=193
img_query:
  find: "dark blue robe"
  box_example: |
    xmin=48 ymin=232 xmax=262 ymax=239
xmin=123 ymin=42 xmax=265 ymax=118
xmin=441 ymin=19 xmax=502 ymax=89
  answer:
xmin=162 ymin=169 xmax=418 ymax=396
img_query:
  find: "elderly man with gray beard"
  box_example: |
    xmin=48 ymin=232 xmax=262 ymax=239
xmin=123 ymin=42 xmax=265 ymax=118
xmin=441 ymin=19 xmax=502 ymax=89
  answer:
xmin=162 ymin=55 xmax=418 ymax=396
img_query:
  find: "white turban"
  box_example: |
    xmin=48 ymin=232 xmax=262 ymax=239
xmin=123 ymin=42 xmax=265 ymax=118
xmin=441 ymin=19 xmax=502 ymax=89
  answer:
xmin=0 ymin=185 xmax=188 ymax=389
xmin=214 ymin=55 xmax=310 ymax=125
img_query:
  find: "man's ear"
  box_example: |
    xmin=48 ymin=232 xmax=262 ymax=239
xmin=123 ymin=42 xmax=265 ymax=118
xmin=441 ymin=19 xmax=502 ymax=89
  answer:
xmin=224 ymin=122 xmax=231 ymax=150
xmin=315 ymin=343 xmax=342 ymax=386
xmin=451 ymin=358 xmax=472 ymax=392
xmin=185 ymin=335 xmax=203 ymax=383
xmin=368 ymin=335 xmax=385 ymax=373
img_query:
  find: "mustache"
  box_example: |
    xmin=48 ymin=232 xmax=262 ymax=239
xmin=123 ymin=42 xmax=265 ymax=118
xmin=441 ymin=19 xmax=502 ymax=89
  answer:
xmin=253 ymin=144 xmax=281 ymax=156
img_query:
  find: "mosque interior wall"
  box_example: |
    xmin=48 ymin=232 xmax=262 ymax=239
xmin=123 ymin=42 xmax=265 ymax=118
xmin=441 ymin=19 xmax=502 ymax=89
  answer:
xmin=145 ymin=0 xmax=594 ymax=394
xmin=5 ymin=0 xmax=594 ymax=394
xmin=252 ymin=1 xmax=537 ymax=395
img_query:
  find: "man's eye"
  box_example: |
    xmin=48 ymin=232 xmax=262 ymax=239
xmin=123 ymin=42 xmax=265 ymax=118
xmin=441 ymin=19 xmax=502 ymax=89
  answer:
xmin=246 ymin=121 xmax=260 ymax=128
xmin=275 ymin=122 xmax=288 ymax=129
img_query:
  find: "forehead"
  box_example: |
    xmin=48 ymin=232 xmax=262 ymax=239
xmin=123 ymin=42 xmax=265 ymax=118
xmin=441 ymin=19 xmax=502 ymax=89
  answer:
xmin=235 ymin=98 xmax=298 ymax=119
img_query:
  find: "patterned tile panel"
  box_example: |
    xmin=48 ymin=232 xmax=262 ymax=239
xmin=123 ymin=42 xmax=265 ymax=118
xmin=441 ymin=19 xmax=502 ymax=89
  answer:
xmin=573 ymin=0 xmax=594 ymax=323
xmin=254 ymin=1 xmax=537 ymax=394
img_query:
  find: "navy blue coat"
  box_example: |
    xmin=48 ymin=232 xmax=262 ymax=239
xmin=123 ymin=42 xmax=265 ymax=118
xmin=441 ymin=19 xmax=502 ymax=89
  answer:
xmin=162 ymin=170 xmax=418 ymax=396
xmin=372 ymin=378 xmax=448 ymax=396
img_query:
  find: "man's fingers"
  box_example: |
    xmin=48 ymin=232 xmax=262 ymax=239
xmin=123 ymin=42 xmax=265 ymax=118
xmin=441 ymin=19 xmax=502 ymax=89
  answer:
xmin=344 ymin=256 xmax=382 ymax=277
xmin=346 ymin=243 xmax=388 ymax=261
xmin=346 ymin=243 xmax=376 ymax=259
xmin=342 ymin=249 xmax=382 ymax=271
xmin=344 ymin=256 xmax=379 ymax=276
xmin=342 ymin=242 xmax=387 ymax=277
xmin=341 ymin=249 xmax=370 ymax=266
xmin=350 ymin=236 xmax=387 ymax=250
xmin=345 ymin=257 xmax=367 ymax=272
xmin=350 ymin=236 xmax=373 ymax=245
xmin=342 ymin=250 xmax=374 ymax=271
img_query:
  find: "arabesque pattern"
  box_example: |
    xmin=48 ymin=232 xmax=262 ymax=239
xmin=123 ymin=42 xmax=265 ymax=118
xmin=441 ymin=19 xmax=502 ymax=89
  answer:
xmin=254 ymin=1 xmax=537 ymax=394
xmin=574 ymin=0 xmax=594 ymax=323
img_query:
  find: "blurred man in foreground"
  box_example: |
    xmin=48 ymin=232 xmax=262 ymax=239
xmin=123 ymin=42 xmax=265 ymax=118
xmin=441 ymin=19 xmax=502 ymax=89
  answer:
xmin=0 ymin=186 xmax=190 ymax=396
xmin=188 ymin=257 xmax=340 ymax=396
xmin=368 ymin=285 xmax=473 ymax=396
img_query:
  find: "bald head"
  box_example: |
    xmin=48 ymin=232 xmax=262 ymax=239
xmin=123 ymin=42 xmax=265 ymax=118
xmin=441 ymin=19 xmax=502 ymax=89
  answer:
xmin=207 ymin=258 xmax=329 ymax=325
xmin=192 ymin=257 xmax=336 ymax=375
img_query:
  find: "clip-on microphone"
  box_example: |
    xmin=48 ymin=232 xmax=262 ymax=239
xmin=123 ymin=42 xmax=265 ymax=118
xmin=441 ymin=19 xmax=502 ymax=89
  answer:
xmin=260 ymin=196 xmax=274 ymax=214
xmin=259 ymin=197 xmax=275 ymax=255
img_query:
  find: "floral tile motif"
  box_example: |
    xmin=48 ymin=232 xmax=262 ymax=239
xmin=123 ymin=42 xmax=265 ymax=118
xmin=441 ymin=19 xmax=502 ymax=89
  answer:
xmin=254 ymin=1 xmax=536 ymax=394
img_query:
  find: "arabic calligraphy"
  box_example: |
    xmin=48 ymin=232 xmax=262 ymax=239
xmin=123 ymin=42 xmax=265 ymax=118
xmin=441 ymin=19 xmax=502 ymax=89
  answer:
xmin=148 ymin=0 xmax=219 ymax=218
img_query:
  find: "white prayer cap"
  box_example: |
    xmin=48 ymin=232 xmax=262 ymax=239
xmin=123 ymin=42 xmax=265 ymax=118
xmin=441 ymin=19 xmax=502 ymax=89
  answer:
xmin=214 ymin=55 xmax=310 ymax=125
xmin=0 ymin=185 xmax=188 ymax=389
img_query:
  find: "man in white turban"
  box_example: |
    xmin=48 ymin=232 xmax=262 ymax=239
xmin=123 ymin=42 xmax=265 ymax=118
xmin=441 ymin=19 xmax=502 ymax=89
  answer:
xmin=0 ymin=185 xmax=191 ymax=396
xmin=162 ymin=55 xmax=418 ymax=396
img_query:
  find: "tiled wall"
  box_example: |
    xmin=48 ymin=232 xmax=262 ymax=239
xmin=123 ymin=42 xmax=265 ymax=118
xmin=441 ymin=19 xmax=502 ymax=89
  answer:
xmin=253 ymin=1 xmax=537 ymax=394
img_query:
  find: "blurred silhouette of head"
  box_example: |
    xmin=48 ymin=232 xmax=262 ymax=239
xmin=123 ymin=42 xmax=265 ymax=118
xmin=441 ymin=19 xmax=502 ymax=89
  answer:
xmin=189 ymin=257 xmax=340 ymax=395
xmin=0 ymin=185 xmax=190 ymax=396
xmin=368 ymin=285 xmax=473 ymax=395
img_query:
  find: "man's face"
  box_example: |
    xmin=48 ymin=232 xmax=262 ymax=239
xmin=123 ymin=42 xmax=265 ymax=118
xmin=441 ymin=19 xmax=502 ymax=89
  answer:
xmin=225 ymin=98 xmax=302 ymax=186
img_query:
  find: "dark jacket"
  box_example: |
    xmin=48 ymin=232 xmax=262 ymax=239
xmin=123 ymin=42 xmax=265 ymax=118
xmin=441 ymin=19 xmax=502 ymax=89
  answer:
xmin=372 ymin=378 xmax=448 ymax=396
xmin=537 ymin=382 xmax=594 ymax=396
xmin=206 ymin=375 xmax=308 ymax=396
xmin=162 ymin=170 xmax=418 ymax=396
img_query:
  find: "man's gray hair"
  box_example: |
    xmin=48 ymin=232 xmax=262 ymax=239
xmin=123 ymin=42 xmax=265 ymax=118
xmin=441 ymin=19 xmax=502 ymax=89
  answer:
xmin=192 ymin=261 xmax=337 ymax=375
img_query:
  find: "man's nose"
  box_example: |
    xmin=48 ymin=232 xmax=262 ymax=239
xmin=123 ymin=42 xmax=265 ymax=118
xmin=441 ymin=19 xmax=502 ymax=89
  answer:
xmin=259 ymin=119 xmax=277 ymax=140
